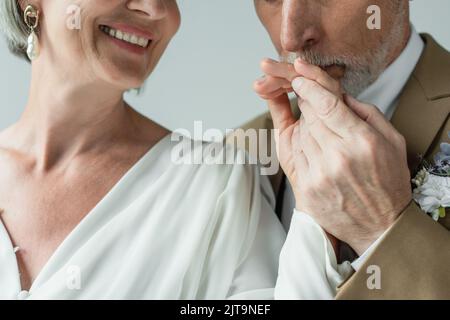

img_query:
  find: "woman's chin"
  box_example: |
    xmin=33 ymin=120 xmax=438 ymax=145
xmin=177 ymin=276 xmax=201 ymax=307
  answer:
xmin=114 ymin=78 xmax=146 ymax=92
xmin=98 ymin=65 xmax=148 ymax=91
xmin=92 ymin=37 xmax=158 ymax=92
xmin=93 ymin=52 xmax=152 ymax=89
xmin=118 ymin=74 xmax=146 ymax=89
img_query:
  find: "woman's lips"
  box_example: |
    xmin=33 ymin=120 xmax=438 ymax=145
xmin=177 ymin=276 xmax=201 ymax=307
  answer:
xmin=106 ymin=22 xmax=155 ymax=41
xmin=106 ymin=35 xmax=149 ymax=55
xmin=99 ymin=23 xmax=155 ymax=55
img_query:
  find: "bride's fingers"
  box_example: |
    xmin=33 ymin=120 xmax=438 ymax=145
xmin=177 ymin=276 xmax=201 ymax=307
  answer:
xmin=267 ymin=93 xmax=296 ymax=132
xmin=259 ymin=88 xmax=291 ymax=100
xmin=294 ymin=58 xmax=343 ymax=98
xmin=260 ymin=58 xmax=299 ymax=82
xmin=254 ymin=76 xmax=292 ymax=96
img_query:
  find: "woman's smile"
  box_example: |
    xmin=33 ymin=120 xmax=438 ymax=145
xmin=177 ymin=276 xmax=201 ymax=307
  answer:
xmin=10 ymin=0 xmax=182 ymax=89
xmin=99 ymin=23 xmax=155 ymax=55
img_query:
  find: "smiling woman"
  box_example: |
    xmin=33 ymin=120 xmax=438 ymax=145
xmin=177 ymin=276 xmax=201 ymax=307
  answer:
xmin=0 ymin=0 xmax=293 ymax=300
xmin=1 ymin=0 xmax=180 ymax=86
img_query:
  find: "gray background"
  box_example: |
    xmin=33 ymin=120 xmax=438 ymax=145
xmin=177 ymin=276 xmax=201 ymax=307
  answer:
xmin=1 ymin=0 xmax=449 ymax=132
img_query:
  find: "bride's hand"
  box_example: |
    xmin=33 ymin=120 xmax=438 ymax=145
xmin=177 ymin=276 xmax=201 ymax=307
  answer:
xmin=253 ymin=59 xmax=301 ymax=214
xmin=253 ymin=58 xmax=298 ymax=99
xmin=254 ymin=58 xmax=342 ymax=256
xmin=254 ymin=58 xmax=343 ymax=100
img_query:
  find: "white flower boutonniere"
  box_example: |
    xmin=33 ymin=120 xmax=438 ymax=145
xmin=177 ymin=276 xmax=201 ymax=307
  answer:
xmin=412 ymin=132 xmax=450 ymax=221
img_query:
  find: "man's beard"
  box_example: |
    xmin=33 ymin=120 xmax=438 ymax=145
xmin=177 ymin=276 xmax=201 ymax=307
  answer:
xmin=281 ymin=47 xmax=388 ymax=97
xmin=280 ymin=15 xmax=407 ymax=97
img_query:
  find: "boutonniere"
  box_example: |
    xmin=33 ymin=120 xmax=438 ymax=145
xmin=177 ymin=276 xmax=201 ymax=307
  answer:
xmin=412 ymin=132 xmax=450 ymax=221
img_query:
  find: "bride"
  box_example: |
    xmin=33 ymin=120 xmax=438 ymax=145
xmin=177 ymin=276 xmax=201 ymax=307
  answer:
xmin=0 ymin=0 xmax=348 ymax=299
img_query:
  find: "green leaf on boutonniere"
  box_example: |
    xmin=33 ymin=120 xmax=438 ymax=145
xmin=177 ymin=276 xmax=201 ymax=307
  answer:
xmin=439 ymin=207 xmax=446 ymax=219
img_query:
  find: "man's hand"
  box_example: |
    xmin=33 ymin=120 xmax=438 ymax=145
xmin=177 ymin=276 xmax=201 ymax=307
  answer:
xmin=254 ymin=58 xmax=412 ymax=255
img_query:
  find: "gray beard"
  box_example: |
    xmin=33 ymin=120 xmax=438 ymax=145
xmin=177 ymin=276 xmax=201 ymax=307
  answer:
xmin=281 ymin=43 xmax=389 ymax=97
xmin=280 ymin=17 xmax=406 ymax=97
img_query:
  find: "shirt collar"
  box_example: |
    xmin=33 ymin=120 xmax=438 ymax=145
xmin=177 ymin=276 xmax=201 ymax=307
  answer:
xmin=357 ymin=26 xmax=424 ymax=119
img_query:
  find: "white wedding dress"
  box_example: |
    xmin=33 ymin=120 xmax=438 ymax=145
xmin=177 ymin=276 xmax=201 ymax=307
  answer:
xmin=0 ymin=134 xmax=351 ymax=299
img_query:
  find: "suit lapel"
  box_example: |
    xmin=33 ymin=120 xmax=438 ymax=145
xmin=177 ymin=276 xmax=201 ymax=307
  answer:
xmin=390 ymin=34 xmax=450 ymax=174
xmin=390 ymin=79 xmax=449 ymax=174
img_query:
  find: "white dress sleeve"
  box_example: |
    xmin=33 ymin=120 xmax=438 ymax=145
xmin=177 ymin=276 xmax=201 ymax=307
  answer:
xmin=217 ymin=161 xmax=354 ymax=299
xmin=196 ymin=145 xmax=352 ymax=300
xmin=274 ymin=209 xmax=354 ymax=299
xmin=190 ymin=146 xmax=286 ymax=299
xmin=225 ymin=172 xmax=287 ymax=299
xmin=216 ymin=160 xmax=353 ymax=299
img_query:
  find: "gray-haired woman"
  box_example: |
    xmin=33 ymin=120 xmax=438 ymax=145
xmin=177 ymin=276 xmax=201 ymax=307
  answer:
xmin=0 ymin=0 xmax=293 ymax=300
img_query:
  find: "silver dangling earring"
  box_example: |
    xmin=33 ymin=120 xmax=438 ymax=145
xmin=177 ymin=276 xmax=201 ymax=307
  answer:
xmin=23 ymin=4 xmax=40 ymax=61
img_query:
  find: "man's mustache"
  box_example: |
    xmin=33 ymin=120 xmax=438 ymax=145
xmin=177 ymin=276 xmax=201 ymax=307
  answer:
xmin=280 ymin=51 xmax=347 ymax=69
xmin=280 ymin=51 xmax=349 ymax=80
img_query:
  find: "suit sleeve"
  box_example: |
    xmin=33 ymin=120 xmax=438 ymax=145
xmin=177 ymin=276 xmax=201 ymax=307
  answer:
xmin=336 ymin=201 xmax=450 ymax=299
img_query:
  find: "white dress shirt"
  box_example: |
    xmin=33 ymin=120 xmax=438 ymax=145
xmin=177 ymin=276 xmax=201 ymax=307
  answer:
xmin=280 ymin=26 xmax=424 ymax=274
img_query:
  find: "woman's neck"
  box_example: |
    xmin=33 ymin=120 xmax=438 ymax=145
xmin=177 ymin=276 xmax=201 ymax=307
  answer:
xmin=8 ymin=58 xmax=137 ymax=171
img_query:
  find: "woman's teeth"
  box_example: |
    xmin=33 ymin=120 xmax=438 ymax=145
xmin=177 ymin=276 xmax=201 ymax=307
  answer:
xmin=99 ymin=25 xmax=150 ymax=48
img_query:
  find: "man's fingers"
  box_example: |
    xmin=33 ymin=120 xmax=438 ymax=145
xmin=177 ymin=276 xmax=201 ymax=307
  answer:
xmin=298 ymin=117 xmax=322 ymax=174
xmin=344 ymin=95 xmax=400 ymax=143
xmin=299 ymin=101 xmax=340 ymax=149
xmin=267 ymin=93 xmax=296 ymax=132
xmin=294 ymin=59 xmax=343 ymax=98
xmin=292 ymin=77 xmax=364 ymax=137
xmin=292 ymin=123 xmax=309 ymax=182
xmin=261 ymin=58 xmax=299 ymax=82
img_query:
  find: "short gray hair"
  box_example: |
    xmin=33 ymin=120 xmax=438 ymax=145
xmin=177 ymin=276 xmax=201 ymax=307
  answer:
xmin=0 ymin=0 xmax=32 ymax=61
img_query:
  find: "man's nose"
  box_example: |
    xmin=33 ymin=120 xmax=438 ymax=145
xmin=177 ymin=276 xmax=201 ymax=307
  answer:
xmin=127 ymin=0 xmax=167 ymax=20
xmin=280 ymin=0 xmax=321 ymax=52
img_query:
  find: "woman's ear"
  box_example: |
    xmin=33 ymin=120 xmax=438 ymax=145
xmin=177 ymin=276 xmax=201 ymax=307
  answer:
xmin=17 ymin=0 xmax=40 ymax=12
xmin=17 ymin=0 xmax=27 ymax=11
